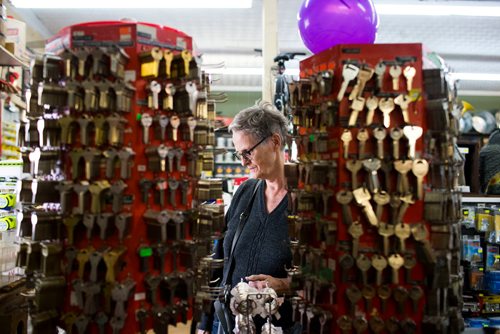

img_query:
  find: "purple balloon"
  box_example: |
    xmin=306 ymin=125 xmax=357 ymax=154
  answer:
xmin=298 ymin=0 xmax=379 ymax=54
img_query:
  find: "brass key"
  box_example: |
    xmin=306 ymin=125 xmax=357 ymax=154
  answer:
xmin=76 ymin=246 xmax=94 ymax=279
xmin=349 ymin=66 xmax=374 ymax=100
xmin=164 ymin=83 xmax=175 ymax=110
xmin=365 ymin=96 xmax=378 ymax=126
xmin=337 ymin=64 xmax=359 ymax=102
xmin=373 ymin=127 xmax=387 ymax=160
xmin=348 ymin=97 xmax=365 ymax=127
xmin=388 ymin=253 xmax=404 ymax=284
xmin=352 ymin=187 xmax=378 ymax=227
xmin=378 ymin=222 xmax=394 ymax=256
xmin=403 ymin=125 xmax=423 ymax=159
xmin=393 ymin=286 xmax=409 ymax=314
xmin=372 ymin=254 xmax=387 ymax=286
xmin=394 ymin=94 xmax=411 ymax=124
xmin=337 ymin=315 xmax=353 ymax=334
xmin=396 ymin=193 xmax=414 ymax=224
xmin=353 ymin=315 xmax=368 ymax=334
xmin=362 ymin=284 xmax=376 ymax=312
xmin=403 ymin=65 xmax=416 ymax=91
xmin=412 ymin=159 xmax=429 ymax=200
xmin=341 ymin=129 xmax=353 ymax=159
xmin=102 ymin=246 xmax=127 ymax=283
xmin=181 ymin=49 xmax=192 ymax=77
xmin=374 ymin=62 xmax=386 ymax=90
xmin=346 ymin=160 xmax=363 ymax=189
xmin=389 ymin=194 xmax=401 ymax=225
xmin=395 ymin=223 xmax=411 ymax=253
xmin=389 ymin=65 xmax=402 ymax=90
xmin=346 ymin=285 xmax=362 ymax=315
xmin=394 ymin=160 xmax=413 ymax=194
xmin=411 ymin=223 xmax=436 ymax=264
xmin=404 ymin=253 xmax=417 ymax=283
xmin=348 ymin=221 xmax=363 ymax=258
xmin=170 ymin=115 xmax=181 ymax=141
xmin=378 ymin=97 xmax=394 ymax=129
xmin=356 ymin=254 xmax=371 ymax=285
xmin=369 ymin=316 xmax=385 ymax=334
xmin=386 ymin=317 xmax=400 ymax=334
xmin=390 ymin=127 xmax=403 ymax=159
xmin=377 ymin=284 xmax=392 ymax=312
xmin=373 ymin=190 xmax=390 ymax=221
xmin=336 ymin=190 xmax=353 ymax=225
xmin=357 ymin=128 xmax=369 ymax=159
xmin=63 ymin=215 xmax=81 ymax=245
xmin=163 ymin=50 xmax=174 ymax=78
xmin=408 ymin=285 xmax=423 ymax=313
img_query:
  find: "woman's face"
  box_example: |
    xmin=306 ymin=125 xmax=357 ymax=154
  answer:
xmin=232 ymin=131 xmax=276 ymax=179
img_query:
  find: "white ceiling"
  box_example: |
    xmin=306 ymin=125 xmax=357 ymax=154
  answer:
xmin=9 ymin=0 xmax=500 ymax=96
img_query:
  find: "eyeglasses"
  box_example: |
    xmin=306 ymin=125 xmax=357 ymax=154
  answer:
xmin=233 ymin=136 xmax=270 ymax=161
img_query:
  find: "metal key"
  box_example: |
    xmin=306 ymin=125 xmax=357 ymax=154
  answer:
xmin=365 ymin=96 xmax=378 ymax=126
xmin=353 ymin=316 xmax=368 ymax=334
xmin=377 ymin=284 xmax=392 ymax=312
xmin=349 ymin=66 xmax=374 ymax=100
xmin=409 ymin=285 xmax=423 ymax=313
xmin=372 ymin=254 xmax=387 ymax=286
xmin=158 ymin=115 xmax=169 ymax=141
xmin=404 ymin=253 xmax=417 ymax=283
xmin=389 ymin=65 xmax=402 ymax=90
xmin=394 ymin=160 xmax=413 ymax=194
xmin=341 ymin=129 xmax=353 ymax=159
xmin=37 ymin=117 xmax=45 ymax=147
xmin=379 ymin=97 xmax=394 ymax=128
xmin=412 ymin=159 xmax=429 ymax=200
xmin=394 ymin=94 xmax=411 ymax=124
xmin=140 ymin=113 xmax=153 ymax=144
xmin=362 ymin=284 xmax=376 ymax=312
xmin=170 ymin=115 xmax=180 ymax=141
xmin=187 ymin=116 xmax=197 ymax=142
xmin=346 ymin=160 xmax=363 ymax=189
xmin=348 ymin=221 xmax=363 ymax=258
xmin=163 ymin=50 xmax=174 ymax=78
xmin=373 ymin=190 xmax=390 ymax=221
xmin=388 ymin=253 xmax=404 ymax=284
xmin=357 ymin=128 xmax=369 ymax=159
xmin=411 ymin=223 xmax=436 ymax=264
xmin=186 ymin=81 xmax=198 ymax=113
xmin=403 ymin=125 xmax=423 ymax=159
xmin=336 ymin=190 xmax=353 ymax=225
xmin=337 ymin=64 xmax=360 ymax=101
xmin=369 ymin=316 xmax=385 ymax=334
xmin=386 ymin=317 xmax=400 ymax=334
xmin=339 ymin=253 xmax=355 ymax=282
xmin=352 ymin=187 xmax=378 ymax=227
xmin=164 ymin=83 xmax=175 ymax=110
xmin=337 ymin=315 xmax=352 ymax=334
xmin=346 ymin=285 xmax=362 ymax=315
xmin=374 ymin=62 xmax=386 ymax=90
xmin=356 ymin=254 xmax=371 ymax=285
xmin=362 ymin=158 xmax=381 ymax=193
xmin=370 ymin=129 xmax=384 ymax=161
xmin=378 ymin=222 xmax=394 ymax=256
xmin=95 ymin=312 xmax=108 ymax=334
xmin=181 ymin=49 xmax=192 ymax=76
xmin=390 ymin=127 xmax=403 ymax=159
xmin=393 ymin=286 xmax=409 ymax=314
xmin=396 ymin=194 xmax=414 ymax=225
xmin=395 ymin=223 xmax=411 ymax=253
xmin=403 ymin=65 xmax=416 ymax=91
xmin=348 ymin=97 xmax=365 ymax=127
xmin=29 ymin=147 xmax=41 ymax=177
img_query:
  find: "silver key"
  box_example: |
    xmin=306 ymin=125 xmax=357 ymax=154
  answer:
xmin=365 ymin=96 xmax=378 ymax=126
xmin=337 ymin=64 xmax=360 ymax=102
xmin=29 ymin=147 xmax=41 ymax=176
xmin=140 ymin=113 xmax=153 ymax=144
xmin=37 ymin=118 xmax=45 ymax=147
xmin=403 ymin=66 xmax=416 ymax=91
xmin=186 ymin=81 xmax=198 ymax=113
xmin=378 ymin=98 xmax=394 ymax=129
xmin=390 ymin=127 xmax=404 ymax=160
xmin=341 ymin=129 xmax=353 ymax=159
xmin=374 ymin=62 xmax=386 ymax=90
xmin=389 ymin=65 xmax=402 ymax=90
xmin=149 ymin=81 xmax=161 ymax=110
xmin=373 ymin=127 xmax=387 ymax=160
xmin=158 ymin=115 xmax=170 ymax=141
xmin=394 ymin=94 xmax=411 ymax=124
xmin=403 ymin=125 xmax=423 ymax=159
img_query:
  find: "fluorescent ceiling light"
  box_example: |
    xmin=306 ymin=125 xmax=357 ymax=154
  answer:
xmin=376 ymin=4 xmax=500 ymax=17
xmin=11 ymin=0 xmax=252 ymax=9
xmin=452 ymin=73 xmax=500 ymax=81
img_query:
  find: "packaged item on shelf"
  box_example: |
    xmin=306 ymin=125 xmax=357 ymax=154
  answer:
xmin=487 ymin=245 xmax=500 ymax=271
xmin=477 ymin=207 xmax=494 ymax=232
xmin=463 ymin=205 xmax=477 ymax=229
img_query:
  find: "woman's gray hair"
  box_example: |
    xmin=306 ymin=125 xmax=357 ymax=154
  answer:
xmin=228 ymin=100 xmax=289 ymax=148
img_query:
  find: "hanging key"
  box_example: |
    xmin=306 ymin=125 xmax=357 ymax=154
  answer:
xmin=157 ymin=144 xmax=169 ymax=172
xmin=373 ymin=190 xmax=390 ymax=221
xmin=89 ymin=250 xmax=102 ymax=283
xmin=73 ymin=182 xmax=89 ymax=215
xmin=394 ymin=160 xmax=413 ymax=194
xmin=411 ymin=223 xmax=436 ymax=264
xmin=83 ymin=213 xmax=96 ymax=240
xmin=336 ymin=190 xmax=353 ymax=225
xmin=337 ymin=315 xmax=353 ymax=334
xmin=356 ymin=254 xmax=371 ymax=285
xmin=372 ymin=254 xmax=387 ymax=286
xmin=149 ymin=81 xmax=161 ymax=110
xmin=373 ymin=127 xmax=387 ymax=160
xmin=378 ymin=222 xmax=394 ymax=256
xmin=346 ymin=160 xmax=362 ymax=189
xmin=362 ymin=158 xmax=381 ymax=193
xmin=163 ymin=49 xmax=174 ymax=78
xmin=349 ymin=66 xmax=374 ymax=100
xmin=346 ymin=285 xmax=362 ymax=315
xmin=408 ymin=285 xmax=423 ymax=313
xmin=357 ymin=128 xmax=369 ymax=159
xmin=388 ymin=253 xmax=404 ymax=284
xmin=377 ymin=284 xmax=392 ymax=312
xmin=111 ymin=279 xmax=135 ymax=317
xmin=353 ymin=187 xmax=378 ymax=227
xmin=139 ymin=179 xmax=154 ymax=204
xmin=348 ymin=221 xmax=363 ymax=258
xmin=369 ymin=316 xmax=385 ymax=334
xmin=403 ymin=125 xmax=423 ymax=159
xmin=348 ymin=97 xmax=365 ymax=127
xmin=181 ymin=49 xmax=192 ymax=77
xmin=180 ymin=179 xmax=190 ymax=206
xmin=362 ymin=284 xmax=376 ymax=312
xmin=379 ymin=97 xmax=394 ymax=128
xmin=403 ymin=65 xmax=416 ymax=91
xmin=96 ymin=213 xmax=112 ymax=240
xmin=158 ymin=115 xmax=170 ymax=141
xmin=118 ymin=147 xmax=135 ymax=179
xmin=164 ymin=83 xmax=175 ymax=110
xmin=412 ymin=159 xmax=428 ymax=200
xmin=339 ymin=253 xmax=355 ymax=283
xmin=393 ymin=286 xmax=409 ymax=314
xmin=404 ymin=254 xmax=417 ymax=283
xmin=386 ymin=317 xmax=400 ymax=334
xmin=76 ymin=246 xmax=93 ymax=279
xmin=390 ymin=127 xmax=403 ymax=159
xmin=365 ymin=96 xmax=378 ymax=126
xmin=37 ymin=117 xmax=45 ymax=147
xmin=353 ymin=316 xmax=368 ymax=334
xmin=155 ymin=178 xmax=167 ymax=207
xmin=337 ymin=64 xmax=359 ymax=101
xmin=141 ymin=113 xmax=153 ymax=144
xmin=170 ymin=115 xmax=181 ymax=141
xmin=29 ymin=147 xmax=41 ymax=176
xmin=395 ymin=223 xmax=411 ymax=253
xmin=102 ymin=246 xmax=127 ymax=283
xmin=63 ymin=215 xmax=80 ymax=246
xmin=84 ymin=284 xmax=102 ymax=315
xmin=186 ymin=81 xmax=199 ymax=113
xmin=187 ymin=116 xmax=197 ymax=142
xmin=109 ymin=315 xmax=126 ymax=334
xmin=74 ymin=314 xmax=90 ymax=334
xmin=89 ymin=181 xmax=110 ymax=214
xmin=95 ymin=312 xmax=108 ymax=334
xmin=136 ymin=307 xmax=149 ymax=334
xmin=140 ymin=47 xmax=163 ymax=78
xmin=115 ymin=213 xmax=131 ymax=243
xmin=389 ymin=65 xmax=402 ymax=90
xmin=394 ymin=94 xmax=411 ymax=124
xmin=341 ymin=129 xmax=353 ymax=159
xmin=374 ymin=62 xmax=386 ymax=90
xmin=110 ymin=180 xmax=127 ymax=214
xmin=396 ymin=193 xmax=414 ymax=224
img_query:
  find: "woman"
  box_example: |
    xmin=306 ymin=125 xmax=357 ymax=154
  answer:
xmin=197 ymin=101 xmax=295 ymax=334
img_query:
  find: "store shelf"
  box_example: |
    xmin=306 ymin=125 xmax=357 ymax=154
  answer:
xmin=0 ymin=46 xmax=29 ymax=67
xmin=462 ymin=195 xmax=500 ymax=203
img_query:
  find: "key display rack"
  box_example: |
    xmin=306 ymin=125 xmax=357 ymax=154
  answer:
xmin=281 ymin=43 xmax=464 ymax=333
xmin=14 ymin=21 xmax=225 ymax=333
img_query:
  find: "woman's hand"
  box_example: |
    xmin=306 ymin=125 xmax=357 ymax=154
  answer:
xmin=246 ymin=274 xmax=290 ymax=294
